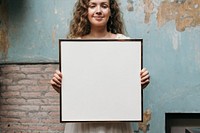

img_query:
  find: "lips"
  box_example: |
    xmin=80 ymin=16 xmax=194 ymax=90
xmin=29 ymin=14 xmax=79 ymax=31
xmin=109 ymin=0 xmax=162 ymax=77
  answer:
xmin=93 ymin=16 xmax=104 ymax=21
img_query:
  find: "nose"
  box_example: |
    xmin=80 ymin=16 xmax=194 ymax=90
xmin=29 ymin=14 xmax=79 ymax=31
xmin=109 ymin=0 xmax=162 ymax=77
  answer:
xmin=95 ymin=5 xmax=102 ymax=15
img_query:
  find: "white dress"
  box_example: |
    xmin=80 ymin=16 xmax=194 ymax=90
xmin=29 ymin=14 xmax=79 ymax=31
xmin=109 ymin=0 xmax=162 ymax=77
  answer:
xmin=64 ymin=34 xmax=133 ymax=133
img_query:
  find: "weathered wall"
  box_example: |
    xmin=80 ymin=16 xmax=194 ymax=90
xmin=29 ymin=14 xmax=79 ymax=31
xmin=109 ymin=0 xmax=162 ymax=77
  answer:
xmin=0 ymin=0 xmax=200 ymax=133
xmin=0 ymin=64 xmax=65 ymax=132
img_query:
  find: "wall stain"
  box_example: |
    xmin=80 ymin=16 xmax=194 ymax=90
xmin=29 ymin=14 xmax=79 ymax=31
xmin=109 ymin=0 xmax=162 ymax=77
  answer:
xmin=0 ymin=0 xmax=9 ymax=59
xmin=157 ymin=0 xmax=200 ymax=31
xmin=138 ymin=109 xmax=151 ymax=133
xmin=144 ymin=0 xmax=154 ymax=24
xmin=127 ymin=0 xmax=134 ymax=11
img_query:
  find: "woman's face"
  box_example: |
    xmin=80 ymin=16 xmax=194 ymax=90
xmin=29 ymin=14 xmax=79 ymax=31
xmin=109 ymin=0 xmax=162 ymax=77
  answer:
xmin=88 ymin=0 xmax=111 ymax=28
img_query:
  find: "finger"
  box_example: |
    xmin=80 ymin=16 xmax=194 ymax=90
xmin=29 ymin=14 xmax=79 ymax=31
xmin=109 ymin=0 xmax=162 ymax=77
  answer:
xmin=141 ymin=69 xmax=149 ymax=77
xmin=141 ymin=74 xmax=150 ymax=82
xmin=141 ymin=79 xmax=150 ymax=85
xmin=141 ymin=67 xmax=147 ymax=73
xmin=52 ymin=76 xmax=61 ymax=86
xmin=52 ymin=84 xmax=61 ymax=93
xmin=55 ymin=70 xmax=62 ymax=82
xmin=55 ymin=70 xmax=62 ymax=78
xmin=50 ymin=79 xmax=61 ymax=88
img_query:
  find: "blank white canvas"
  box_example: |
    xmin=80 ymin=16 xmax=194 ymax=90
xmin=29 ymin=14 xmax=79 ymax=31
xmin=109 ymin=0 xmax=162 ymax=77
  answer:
xmin=60 ymin=40 xmax=142 ymax=122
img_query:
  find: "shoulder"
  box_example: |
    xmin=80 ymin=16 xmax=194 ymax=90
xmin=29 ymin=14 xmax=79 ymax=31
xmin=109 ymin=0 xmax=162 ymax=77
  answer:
xmin=115 ymin=34 xmax=131 ymax=39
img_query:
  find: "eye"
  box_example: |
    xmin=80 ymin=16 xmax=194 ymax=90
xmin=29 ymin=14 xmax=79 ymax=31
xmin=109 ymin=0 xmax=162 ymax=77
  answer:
xmin=102 ymin=4 xmax=109 ymax=9
xmin=89 ymin=4 xmax=96 ymax=8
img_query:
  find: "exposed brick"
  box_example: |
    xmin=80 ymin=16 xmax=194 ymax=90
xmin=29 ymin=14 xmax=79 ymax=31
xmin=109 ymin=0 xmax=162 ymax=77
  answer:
xmin=0 ymin=111 xmax=26 ymax=117
xmin=26 ymin=74 xmax=49 ymax=80
xmin=44 ymin=92 xmax=59 ymax=97
xmin=26 ymin=86 xmax=49 ymax=92
xmin=1 ymin=79 xmax=13 ymax=85
xmin=17 ymin=79 xmax=38 ymax=85
xmin=1 ymin=85 xmax=26 ymax=92
xmin=20 ymin=118 xmax=40 ymax=123
xmin=26 ymin=99 xmax=48 ymax=105
xmin=6 ymin=73 xmax=26 ymax=79
xmin=41 ymin=118 xmax=60 ymax=124
xmin=0 ymin=64 xmax=63 ymax=132
xmin=1 ymin=105 xmax=40 ymax=111
xmin=48 ymin=112 xmax=60 ymax=117
xmin=28 ymin=112 xmax=48 ymax=118
xmin=0 ymin=65 xmax=20 ymax=73
xmin=28 ymin=125 xmax=49 ymax=131
xmin=48 ymin=125 xmax=65 ymax=131
xmin=1 ymin=92 xmax=20 ymax=97
xmin=4 ymin=98 xmax=26 ymax=105
xmin=40 ymin=105 xmax=59 ymax=111
xmin=21 ymin=67 xmax=42 ymax=73
xmin=0 ymin=118 xmax=21 ymax=123
xmin=21 ymin=92 xmax=42 ymax=98
xmin=38 ymin=79 xmax=51 ymax=85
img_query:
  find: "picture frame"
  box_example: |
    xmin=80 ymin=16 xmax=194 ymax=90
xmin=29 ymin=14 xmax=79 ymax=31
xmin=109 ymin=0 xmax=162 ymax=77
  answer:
xmin=59 ymin=39 xmax=143 ymax=122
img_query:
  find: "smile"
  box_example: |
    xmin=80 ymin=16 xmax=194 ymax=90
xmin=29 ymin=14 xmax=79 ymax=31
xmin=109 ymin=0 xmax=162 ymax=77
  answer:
xmin=93 ymin=16 xmax=104 ymax=21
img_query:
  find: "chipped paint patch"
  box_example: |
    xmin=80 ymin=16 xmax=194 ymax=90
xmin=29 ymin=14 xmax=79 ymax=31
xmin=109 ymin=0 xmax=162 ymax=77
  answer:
xmin=0 ymin=0 xmax=9 ymax=59
xmin=144 ymin=0 xmax=154 ymax=24
xmin=127 ymin=0 xmax=134 ymax=11
xmin=157 ymin=0 xmax=200 ymax=31
xmin=171 ymin=29 xmax=181 ymax=50
xmin=138 ymin=109 xmax=151 ymax=133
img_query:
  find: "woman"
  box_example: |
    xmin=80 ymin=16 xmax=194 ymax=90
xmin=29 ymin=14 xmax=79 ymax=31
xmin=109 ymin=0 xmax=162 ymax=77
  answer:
xmin=51 ymin=0 xmax=150 ymax=132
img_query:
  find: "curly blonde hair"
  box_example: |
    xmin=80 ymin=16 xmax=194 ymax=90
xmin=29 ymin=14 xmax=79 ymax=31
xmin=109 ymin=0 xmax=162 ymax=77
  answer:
xmin=67 ymin=0 xmax=125 ymax=38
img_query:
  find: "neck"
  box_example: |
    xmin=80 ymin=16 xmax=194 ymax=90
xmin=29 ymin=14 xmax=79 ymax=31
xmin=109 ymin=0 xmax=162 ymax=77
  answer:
xmin=87 ymin=26 xmax=110 ymax=39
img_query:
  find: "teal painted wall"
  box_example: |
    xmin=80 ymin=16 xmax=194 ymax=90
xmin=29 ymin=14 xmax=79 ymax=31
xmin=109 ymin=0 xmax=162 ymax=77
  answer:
xmin=1 ymin=0 xmax=200 ymax=132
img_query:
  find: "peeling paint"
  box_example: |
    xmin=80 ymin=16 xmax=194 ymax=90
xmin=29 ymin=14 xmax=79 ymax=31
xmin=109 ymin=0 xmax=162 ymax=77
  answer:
xmin=171 ymin=29 xmax=181 ymax=50
xmin=127 ymin=0 xmax=134 ymax=11
xmin=0 ymin=0 xmax=9 ymax=59
xmin=144 ymin=0 xmax=154 ymax=24
xmin=157 ymin=0 xmax=200 ymax=31
xmin=138 ymin=109 xmax=151 ymax=133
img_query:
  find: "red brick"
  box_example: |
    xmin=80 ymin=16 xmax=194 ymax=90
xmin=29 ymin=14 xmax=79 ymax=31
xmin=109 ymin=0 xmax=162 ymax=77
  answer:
xmin=17 ymin=79 xmax=38 ymax=85
xmin=44 ymin=92 xmax=59 ymax=97
xmin=1 ymin=79 xmax=13 ymax=85
xmin=0 ymin=117 xmax=21 ymax=122
xmin=26 ymin=99 xmax=47 ymax=105
xmin=6 ymin=73 xmax=26 ymax=79
xmin=0 ymin=65 xmax=20 ymax=73
xmin=21 ymin=67 xmax=42 ymax=73
xmin=28 ymin=112 xmax=48 ymax=118
xmin=48 ymin=125 xmax=65 ymax=131
xmin=44 ymin=66 xmax=57 ymax=72
xmin=38 ymin=79 xmax=51 ymax=85
xmin=2 ymin=85 xmax=26 ymax=91
xmin=20 ymin=118 xmax=40 ymax=123
xmin=28 ymin=125 xmax=49 ymax=131
xmin=5 ymin=98 xmax=26 ymax=105
xmin=26 ymin=86 xmax=49 ymax=91
xmin=21 ymin=92 xmax=41 ymax=98
xmin=1 ymin=92 xmax=20 ymax=97
xmin=0 ymin=111 xmax=26 ymax=117
xmin=26 ymin=74 xmax=48 ymax=79
xmin=49 ymin=112 xmax=60 ymax=117
xmin=41 ymin=118 xmax=60 ymax=124
xmin=1 ymin=105 xmax=40 ymax=111
xmin=48 ymin=99 xmax=60 ymax=104
xmin=40 ymin=105 xmax=59 ymax=111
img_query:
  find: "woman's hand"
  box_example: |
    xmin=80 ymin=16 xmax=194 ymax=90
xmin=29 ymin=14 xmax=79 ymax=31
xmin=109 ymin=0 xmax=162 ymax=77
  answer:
xmin=140 ymin=68 xmax=150 ymax=89
xmin=50 ymin=70 xmax=62 ymax=93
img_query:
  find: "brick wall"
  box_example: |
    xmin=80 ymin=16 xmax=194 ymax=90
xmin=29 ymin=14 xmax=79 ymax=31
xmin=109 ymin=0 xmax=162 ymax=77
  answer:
xmin=0 ymin=64 xmax=65 ymax=132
